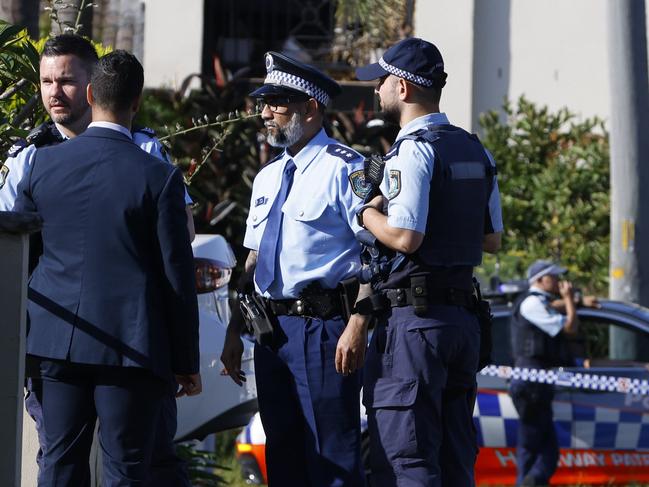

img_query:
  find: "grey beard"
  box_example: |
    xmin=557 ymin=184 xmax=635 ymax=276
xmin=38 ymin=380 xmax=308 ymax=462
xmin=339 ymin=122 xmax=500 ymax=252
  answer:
xmin=266 ymin=112 xmax=304 ymax=148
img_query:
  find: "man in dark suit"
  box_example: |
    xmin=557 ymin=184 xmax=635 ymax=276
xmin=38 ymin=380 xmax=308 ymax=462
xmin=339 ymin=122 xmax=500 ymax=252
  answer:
xmin=14 ymin=50 xmax=201 ymax=487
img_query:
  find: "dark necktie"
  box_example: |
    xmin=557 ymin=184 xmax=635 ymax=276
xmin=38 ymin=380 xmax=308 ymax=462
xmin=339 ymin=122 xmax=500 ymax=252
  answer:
xmin=255 ymin=159 xmax=297 ymax=293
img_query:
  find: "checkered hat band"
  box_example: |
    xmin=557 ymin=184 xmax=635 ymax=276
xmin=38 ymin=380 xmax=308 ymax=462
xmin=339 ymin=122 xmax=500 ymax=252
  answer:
xmin=379 ymin=57 xmax=434 ymax=87
xmin=264 ymin=71 xmax=330 ymax=106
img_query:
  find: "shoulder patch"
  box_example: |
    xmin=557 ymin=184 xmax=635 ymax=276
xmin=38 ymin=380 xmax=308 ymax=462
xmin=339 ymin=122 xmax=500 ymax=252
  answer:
xmin=0 ymin=164 xmax=9 ymax=189
xmin=387 ymin=169 xmax=402 ymax=199
xmin=348 ymin=169 xmax=372 ymax=199
xmin=326 ymin=144 xmax=362 ymax=163
xmin=7 ymin=139 xmax=27 ymax=158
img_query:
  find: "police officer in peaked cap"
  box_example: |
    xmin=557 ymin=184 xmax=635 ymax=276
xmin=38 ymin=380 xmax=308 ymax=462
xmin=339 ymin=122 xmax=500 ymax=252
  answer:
xmin=355 ymin=37 xmax=504 ymax=486
xmin=221 ymin=51 xmax=372 ymax=486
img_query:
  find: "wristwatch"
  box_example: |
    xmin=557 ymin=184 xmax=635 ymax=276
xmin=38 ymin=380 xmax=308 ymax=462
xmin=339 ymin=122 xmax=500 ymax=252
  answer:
xmin=356 ymin=203 xmax=376 ymax=229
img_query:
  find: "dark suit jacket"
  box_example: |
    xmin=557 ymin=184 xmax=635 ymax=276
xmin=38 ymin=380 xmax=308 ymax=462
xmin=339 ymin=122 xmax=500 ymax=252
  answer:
xmin=14 ymin=126 xmax=199 ymax=379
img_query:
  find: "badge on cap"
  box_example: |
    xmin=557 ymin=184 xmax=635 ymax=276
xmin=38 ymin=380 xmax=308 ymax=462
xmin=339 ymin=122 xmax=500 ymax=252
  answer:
xmin=265 ymin=53 xmax=274 ymax=73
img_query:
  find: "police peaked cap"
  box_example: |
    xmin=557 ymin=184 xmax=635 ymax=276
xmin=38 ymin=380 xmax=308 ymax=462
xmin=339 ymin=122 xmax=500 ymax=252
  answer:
xmin=356 ymin=37 xmax=447 ymax=88
xmin=249 ymin=51 xmax=341 ymax=107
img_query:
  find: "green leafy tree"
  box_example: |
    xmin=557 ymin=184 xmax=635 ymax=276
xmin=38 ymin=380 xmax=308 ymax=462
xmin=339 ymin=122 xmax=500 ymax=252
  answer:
xmin=478 ymin=96 xmax=610 ymax=294
xmin=0 ymin=20 xmax=43 ymax=150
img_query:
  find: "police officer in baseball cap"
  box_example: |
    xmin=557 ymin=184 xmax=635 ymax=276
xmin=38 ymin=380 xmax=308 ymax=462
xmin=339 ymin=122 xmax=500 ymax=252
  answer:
xmin=355 ymin=37 xmax=504 ymax=486
xmin=510 ymin=259 xmax=597 ymax=485
xmin=222 ymin=51 xmax=370 ymax=486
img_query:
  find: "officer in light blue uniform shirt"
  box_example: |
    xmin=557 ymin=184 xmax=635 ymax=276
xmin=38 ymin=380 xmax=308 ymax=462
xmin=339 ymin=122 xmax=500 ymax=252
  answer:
xmin=356 ymin=38 xmax=503 ymax=487
xmin=244 ymin=127 xmax=367 ymax=298
xmin=221 ymin=51 xmax=370 ymax=487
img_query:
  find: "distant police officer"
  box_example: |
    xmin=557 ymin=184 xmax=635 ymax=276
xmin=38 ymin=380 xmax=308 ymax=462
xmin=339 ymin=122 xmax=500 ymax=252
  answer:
xmin=355 ymin=38 xmax=503 ymax=486
xmin=510 ymin=260 xmax=598 ymax=486
xmin=0 ymin=34 xmax=194 ymax=487
xmin=220 ymin=52 xmax=371 ymax=487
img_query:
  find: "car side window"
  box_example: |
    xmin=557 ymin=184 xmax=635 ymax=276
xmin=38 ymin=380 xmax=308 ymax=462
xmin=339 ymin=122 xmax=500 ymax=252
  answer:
xmin=575 ymin=318 xmax=649 ymax=364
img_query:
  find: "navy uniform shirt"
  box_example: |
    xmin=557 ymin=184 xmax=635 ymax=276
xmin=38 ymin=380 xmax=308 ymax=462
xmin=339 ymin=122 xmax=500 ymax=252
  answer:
xmin=244 ymin=128 xmax=369 ymax=299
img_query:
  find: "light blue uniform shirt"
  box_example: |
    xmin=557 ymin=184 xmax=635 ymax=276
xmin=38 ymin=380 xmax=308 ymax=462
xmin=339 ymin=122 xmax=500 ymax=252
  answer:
xmin=520 ymin=286 xmax=566 ymax=337
xmin=379 ymin=112 xmax=503 ymax=234
xmin=0 ymin=123 xmax=191 ymax=210
xmin=244 ymin=128 xmax=368 ymax=299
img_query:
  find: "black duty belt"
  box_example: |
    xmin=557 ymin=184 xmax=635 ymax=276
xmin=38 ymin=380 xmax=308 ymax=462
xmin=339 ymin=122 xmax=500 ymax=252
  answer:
xmin=383 ymin=287 xmax=475 ymax=309
xmin=267 ymin=293 xmax=342 ymax=319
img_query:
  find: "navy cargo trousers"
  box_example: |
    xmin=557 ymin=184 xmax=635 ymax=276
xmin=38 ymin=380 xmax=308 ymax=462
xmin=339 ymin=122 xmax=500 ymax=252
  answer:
xmin=364 ymin=305 xmax=480 ymax=487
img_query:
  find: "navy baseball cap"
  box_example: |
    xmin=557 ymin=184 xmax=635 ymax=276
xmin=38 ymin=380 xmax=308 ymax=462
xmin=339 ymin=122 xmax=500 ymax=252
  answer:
xmin=527 ymin=260 xmax=567 ymax=284
xmin=356 ymin=37 xmax=447 ymax=88
xmin=249 ymin=51 xmax=341 ymax=107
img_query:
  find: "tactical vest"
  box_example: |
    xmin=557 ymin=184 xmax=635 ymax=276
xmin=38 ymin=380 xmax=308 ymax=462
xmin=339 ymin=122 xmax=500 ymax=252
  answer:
xmin=377 ymin=124 xmax=494 ymax=291
xmin=511 ymin=290 xmax=572 ymax=368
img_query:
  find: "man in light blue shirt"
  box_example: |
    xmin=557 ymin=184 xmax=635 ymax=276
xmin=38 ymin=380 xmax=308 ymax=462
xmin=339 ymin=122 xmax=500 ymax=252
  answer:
xmin=221 ymin=51 xmax=370 ymax=487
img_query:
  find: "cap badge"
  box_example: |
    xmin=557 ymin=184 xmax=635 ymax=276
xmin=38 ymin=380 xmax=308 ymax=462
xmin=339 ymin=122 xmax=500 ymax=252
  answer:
xmin=265 ymin=53 xmax=274 ymax=73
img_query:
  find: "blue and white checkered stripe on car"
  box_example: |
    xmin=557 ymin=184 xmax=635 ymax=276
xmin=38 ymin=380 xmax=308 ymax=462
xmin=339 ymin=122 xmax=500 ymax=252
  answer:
xmin=473 ymin=391 xmax=649 ymax=450
xmin=378 ymin=57 xmax=435 ymax=87
xmin=265 ymin=71 xmax=330 ymax=106
xmin=480 ymin=365 xmax=649 ymax=395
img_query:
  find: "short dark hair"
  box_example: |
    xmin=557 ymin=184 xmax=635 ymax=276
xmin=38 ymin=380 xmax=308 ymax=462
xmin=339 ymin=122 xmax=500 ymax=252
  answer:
xmin=90 ymin=50 xmax=144 ymax=112
xmin=41 ymin=34 xmax=98 ymax=75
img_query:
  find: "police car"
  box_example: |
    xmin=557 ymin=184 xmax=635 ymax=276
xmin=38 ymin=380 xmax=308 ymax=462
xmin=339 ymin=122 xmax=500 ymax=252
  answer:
xmin=175 ymin=234 xmax=257 ymax=441
xmin=235 ymin=285 xmax=649 ymax=485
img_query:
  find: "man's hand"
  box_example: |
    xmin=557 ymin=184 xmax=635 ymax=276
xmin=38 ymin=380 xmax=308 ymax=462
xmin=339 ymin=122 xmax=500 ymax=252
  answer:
xmin=559 ymin=281 xmax=574 ymax=299
xmin=220 ymin=329 xmax=246 ymax=386
xmin=175 ymin=373 xmax=202 ymax=397
xmin=335 ymin=314 xmax=370 ymax=376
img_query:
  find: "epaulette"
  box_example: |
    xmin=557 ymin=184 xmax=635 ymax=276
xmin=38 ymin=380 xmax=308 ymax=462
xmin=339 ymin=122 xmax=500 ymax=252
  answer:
xmin=7 ymin=139 xmax=28 ymax=158
xmin=26 ymin=122 xmax=64 ymax=148
xmin=132 ymin=125 xmax=157 ymax=137
xmin=326 ymin=144 xmax=362 ymax=163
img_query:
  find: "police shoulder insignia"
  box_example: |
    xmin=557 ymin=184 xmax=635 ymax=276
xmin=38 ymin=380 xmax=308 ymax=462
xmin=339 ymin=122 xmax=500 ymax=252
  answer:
xmin=387 ymin=169 xmax=402 ymax=199
xmin=7 ymin=139 xmax=27 ymax=158
xmin=348 ymin=169 xmax=372 ymax=199
xmin=326 ymin=144 xmax=361 ymax=163
xmin=0 ymin=164 xmax=9 ymax=189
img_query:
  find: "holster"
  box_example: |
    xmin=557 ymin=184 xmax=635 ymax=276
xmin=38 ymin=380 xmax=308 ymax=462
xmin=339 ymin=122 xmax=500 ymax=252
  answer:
xmin=472 ymin=278 xmax=494 ymax=369
xmin=338 ymin=277 xmax=360 ymax=322
xmin=239 ymin=293 xmax=274 ymax=346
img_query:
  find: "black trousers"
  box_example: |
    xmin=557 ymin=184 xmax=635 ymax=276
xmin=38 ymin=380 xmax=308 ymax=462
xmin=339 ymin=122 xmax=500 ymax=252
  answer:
xmin=27 ymin=356 xmax=167 ymax=487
